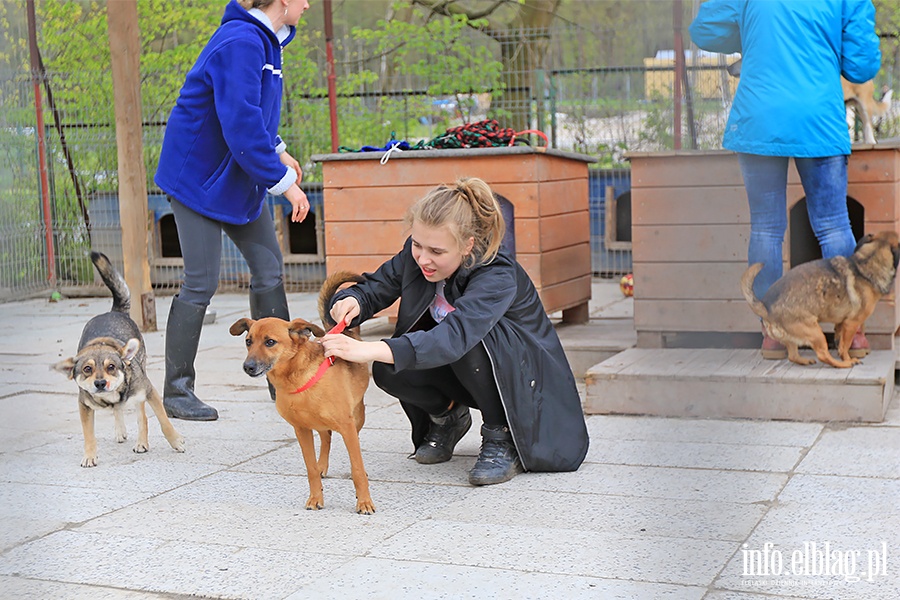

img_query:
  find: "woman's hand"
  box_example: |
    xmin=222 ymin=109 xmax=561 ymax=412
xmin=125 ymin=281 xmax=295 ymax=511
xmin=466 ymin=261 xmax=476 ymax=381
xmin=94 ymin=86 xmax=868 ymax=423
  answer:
xmin=284 ymin=183 xmax=309 ymax=223
xmin=280 ymin=151 xmax=302 ymax=179
xmin=330 ymin=296 xmax=360 ymax=326
xmin=321 ymin=335 xmax=394 ymax=364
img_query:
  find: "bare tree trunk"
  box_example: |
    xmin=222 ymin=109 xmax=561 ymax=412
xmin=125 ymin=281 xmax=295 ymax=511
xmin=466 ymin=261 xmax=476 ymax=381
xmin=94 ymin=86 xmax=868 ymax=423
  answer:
xmin=496 ymin=0 xmax=556 ymax=131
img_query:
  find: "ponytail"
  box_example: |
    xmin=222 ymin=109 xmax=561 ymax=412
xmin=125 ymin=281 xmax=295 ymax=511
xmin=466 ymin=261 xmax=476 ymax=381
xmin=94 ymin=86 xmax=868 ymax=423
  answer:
xmin=406 ymin=177 xmax=505 ymax=268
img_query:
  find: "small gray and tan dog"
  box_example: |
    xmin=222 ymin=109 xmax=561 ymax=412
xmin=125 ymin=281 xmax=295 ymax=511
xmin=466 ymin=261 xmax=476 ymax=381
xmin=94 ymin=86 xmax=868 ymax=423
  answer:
xmin=53 ymin=252 xmax=184 ymax=467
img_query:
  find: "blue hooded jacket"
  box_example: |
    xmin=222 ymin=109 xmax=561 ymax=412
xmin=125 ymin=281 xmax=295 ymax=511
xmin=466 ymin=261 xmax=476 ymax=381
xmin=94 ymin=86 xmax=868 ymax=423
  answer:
xmin=690 ymin=0 xmax=881 ymax=157
xmin=155 ymin=0 xmax=297 ymax=224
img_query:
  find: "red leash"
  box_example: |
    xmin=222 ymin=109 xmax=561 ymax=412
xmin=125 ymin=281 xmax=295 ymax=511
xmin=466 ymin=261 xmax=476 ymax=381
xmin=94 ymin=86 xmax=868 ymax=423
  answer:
xmin=291 ymin=320 xmax=347 ymax=394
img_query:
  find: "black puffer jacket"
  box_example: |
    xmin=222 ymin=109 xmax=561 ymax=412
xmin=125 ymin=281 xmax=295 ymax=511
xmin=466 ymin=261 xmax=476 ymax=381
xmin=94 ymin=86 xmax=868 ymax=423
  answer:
xmin=332 ymin=237 xmax=589 ymax=472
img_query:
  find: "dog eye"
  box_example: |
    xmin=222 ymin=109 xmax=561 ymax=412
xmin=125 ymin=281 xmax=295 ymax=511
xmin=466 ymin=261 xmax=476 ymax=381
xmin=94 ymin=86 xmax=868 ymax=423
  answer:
xmin=265 ymin=339 xmax=277 ymax=347
xmin=106 ymin=364 xmax=117 ymax=374
xmin=245 ymin=338 xmax=252 ymax=348
xmin=83 ymin=365 xmax=93 ymax=375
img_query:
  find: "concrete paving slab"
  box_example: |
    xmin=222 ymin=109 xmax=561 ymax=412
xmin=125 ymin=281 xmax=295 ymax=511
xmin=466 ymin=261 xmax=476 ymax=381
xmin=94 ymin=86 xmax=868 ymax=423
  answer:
xmin=437 ymin=487 xmax=765 ymax=542
xmin=0 ymin=480 xmax=149 ymax=525
xmin=795 ymin=426 xmax=900 ymax=478
xmin=586 ymin=438 xmax=806 ymax=473
xmin=587 ymin=415 xmax=824 ymax=446
xmin=0 ymin=530 xmax=349 ymax=599
xmin=714 ymin=474 xmax=900 ymax=599
xmin=2 ymin=449 xmax=223 ymax=493
xmin=286 ymin=557 xmax=707 ymax=600
xmin=509 ymin=463 xmax=789 ymax=504
xmin=367 ymin=520 xmax=737 ymax=587
xmin=0 ymin=576 xmax=177 ymax=600
xmin=1 ymin=284 xmax=898 ymax=599
xmin=705 ymin=592 xmax=811 ymax=600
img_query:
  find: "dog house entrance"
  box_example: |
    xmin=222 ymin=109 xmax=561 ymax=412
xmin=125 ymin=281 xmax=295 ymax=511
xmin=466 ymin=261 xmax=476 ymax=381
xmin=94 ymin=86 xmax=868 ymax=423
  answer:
xmin=789 ymin=197 xmax=864 ymax=268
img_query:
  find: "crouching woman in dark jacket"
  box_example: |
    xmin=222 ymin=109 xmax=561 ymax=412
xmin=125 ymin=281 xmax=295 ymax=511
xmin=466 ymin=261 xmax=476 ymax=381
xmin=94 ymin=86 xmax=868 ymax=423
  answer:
xmin=321 ymin=177 xmax=589 ymax=485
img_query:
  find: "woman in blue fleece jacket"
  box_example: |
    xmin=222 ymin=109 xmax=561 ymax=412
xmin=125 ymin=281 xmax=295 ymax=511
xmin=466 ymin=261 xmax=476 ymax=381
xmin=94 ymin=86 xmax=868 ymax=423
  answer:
xmin=155 ymin=0 xmax=310 ymax=420
xmin=690 ymin=0 xmax=881 ymax=360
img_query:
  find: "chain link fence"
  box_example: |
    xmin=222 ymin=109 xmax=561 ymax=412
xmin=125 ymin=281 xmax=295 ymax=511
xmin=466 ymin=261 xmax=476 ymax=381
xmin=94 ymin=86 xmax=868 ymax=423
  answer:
xmin=2 ymin=13 xmax=899 ymax=301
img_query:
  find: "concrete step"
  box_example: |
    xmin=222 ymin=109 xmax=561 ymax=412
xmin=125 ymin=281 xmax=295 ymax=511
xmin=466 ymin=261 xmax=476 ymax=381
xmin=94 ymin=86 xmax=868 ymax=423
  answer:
xmin=556 ymin=319 xmax=636 ymax=378
xmin=585 ymin=348 xmax=895 ymax=422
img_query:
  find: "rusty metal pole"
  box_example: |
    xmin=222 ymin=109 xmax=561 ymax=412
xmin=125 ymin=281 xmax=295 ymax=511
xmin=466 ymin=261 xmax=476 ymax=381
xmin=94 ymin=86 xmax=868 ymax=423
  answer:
xmin=324 ymin=0 xmax=339 ymax=152
xmin=26 ymin=0 xmax=57 ymax=288
xmin=673 ymin=0 xmax=684 ymax=150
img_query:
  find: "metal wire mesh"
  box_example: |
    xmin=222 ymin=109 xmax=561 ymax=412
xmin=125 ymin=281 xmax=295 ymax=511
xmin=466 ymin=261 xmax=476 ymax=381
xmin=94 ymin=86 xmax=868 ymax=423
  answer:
xmin=2 ymin=14 xmax=899 ymax=301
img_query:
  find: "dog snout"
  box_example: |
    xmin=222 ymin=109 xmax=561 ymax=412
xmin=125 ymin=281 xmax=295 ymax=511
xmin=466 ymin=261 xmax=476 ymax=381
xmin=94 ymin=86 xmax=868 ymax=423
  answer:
xmin=243 ymin=360 xmax=266 ymax=378
xmin=94 ymin=379 xmax=107 ymax=391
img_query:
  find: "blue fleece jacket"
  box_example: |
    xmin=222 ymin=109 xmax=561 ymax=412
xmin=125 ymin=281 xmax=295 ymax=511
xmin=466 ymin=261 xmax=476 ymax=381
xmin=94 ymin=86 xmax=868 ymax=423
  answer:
xmin=155 ymin=0 xmax=297 ymax=224
xmin=690 ymin=0 xmax=881 ymax=157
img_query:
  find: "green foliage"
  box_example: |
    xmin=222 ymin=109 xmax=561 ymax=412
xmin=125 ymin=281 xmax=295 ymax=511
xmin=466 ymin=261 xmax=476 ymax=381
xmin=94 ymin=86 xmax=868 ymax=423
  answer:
xmin=593 ymin=142 xmax=629 ymax=169
xmin=351 ymin=13 xmax=503 ymax=104
xmin=638 ymin=92 xmax=674 ymax=150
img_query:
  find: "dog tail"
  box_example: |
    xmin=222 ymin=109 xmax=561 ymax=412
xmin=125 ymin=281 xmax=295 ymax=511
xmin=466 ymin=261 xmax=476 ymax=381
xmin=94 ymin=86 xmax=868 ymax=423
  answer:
xmin=318 ymin=270 xmax=366 ymax=331
xmin=740 ymin=263 xmax=768 ymax=319
xmin=91 ymin=251 xmax=131 ymax=314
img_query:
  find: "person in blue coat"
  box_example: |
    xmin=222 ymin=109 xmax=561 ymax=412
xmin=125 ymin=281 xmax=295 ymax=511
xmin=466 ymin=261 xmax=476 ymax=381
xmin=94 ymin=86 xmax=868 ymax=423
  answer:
xmin=155 ymin=0 xmax=310 ymax=420
xmin=690 ymin=0 xmax=881 ymax=359
xmin=320 ymin=177 xmax=589 ymax=486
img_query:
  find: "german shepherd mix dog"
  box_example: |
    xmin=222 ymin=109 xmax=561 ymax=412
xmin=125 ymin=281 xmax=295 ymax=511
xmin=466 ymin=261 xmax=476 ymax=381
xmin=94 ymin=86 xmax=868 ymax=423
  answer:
xmin=54 ymin=252 xmax=185 ymax=467
xmin=230 ymin=272 xmax=373 ymax=514
xmin=742 ymin=231 xmax=900 ymax=368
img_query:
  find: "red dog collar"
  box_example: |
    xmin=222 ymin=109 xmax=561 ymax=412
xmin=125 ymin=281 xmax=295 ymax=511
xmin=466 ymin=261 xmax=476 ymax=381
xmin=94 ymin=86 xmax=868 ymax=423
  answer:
xmin=291 ymin=320 xmax=347 ymax=394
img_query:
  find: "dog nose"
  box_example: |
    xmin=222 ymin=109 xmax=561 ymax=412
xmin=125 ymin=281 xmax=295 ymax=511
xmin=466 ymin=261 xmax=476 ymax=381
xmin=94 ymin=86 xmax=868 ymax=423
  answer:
xmin=243 ymin=362 xmax=256 ymax=375
xmin=94 ymin=379 xmax=107 ymax=390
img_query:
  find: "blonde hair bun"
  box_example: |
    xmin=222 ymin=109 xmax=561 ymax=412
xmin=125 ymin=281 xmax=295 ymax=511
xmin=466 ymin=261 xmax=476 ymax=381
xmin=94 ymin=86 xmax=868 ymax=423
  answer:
xmin=406 ymin=177 xmax=505 ymax=267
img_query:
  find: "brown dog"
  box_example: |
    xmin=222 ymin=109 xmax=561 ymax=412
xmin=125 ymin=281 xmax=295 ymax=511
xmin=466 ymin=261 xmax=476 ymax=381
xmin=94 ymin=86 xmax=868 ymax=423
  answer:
xmin=843 ymin=79 xmax=893 ymax=144
xmin=229 ymin=272 xmax=373 ymax=514
xmin=741 ymin=231 xmax=900 ymax=368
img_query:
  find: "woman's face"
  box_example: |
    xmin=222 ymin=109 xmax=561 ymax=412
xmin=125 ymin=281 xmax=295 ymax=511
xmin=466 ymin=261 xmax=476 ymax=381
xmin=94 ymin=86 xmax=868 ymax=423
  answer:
xmin=410 ymin=222 xmax=474 ymax=283
xmin=284 ymin=0 xmax=310 ymax=26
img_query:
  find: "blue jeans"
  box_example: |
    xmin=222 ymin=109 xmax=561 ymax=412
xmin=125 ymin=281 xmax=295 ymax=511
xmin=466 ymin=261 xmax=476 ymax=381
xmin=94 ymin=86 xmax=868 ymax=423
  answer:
xmin=738 ymin=153 xmax=855 ymax=299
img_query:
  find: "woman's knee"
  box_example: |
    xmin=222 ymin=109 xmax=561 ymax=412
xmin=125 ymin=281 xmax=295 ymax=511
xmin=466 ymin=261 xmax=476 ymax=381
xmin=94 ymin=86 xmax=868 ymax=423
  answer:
xmin=372 ymin=362 xmax=406 ymax=397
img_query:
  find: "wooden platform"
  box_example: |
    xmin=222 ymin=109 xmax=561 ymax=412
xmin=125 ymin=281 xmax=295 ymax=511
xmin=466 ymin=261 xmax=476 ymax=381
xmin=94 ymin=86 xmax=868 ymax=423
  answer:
xmin=584 ymin=349 xmax=895 ymax=422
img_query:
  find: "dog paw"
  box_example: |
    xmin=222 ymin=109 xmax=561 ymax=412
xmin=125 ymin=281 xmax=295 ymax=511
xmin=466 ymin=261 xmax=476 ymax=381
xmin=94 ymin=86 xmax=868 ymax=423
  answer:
xmin=81 ymin=456 xmax=98 ymax=468
xmin=133 ymin=442 xmax=149 ymax=454
xmin=305 ymin=497 xmax=324 ymax=510
xmin=790 ymin=357 xmax=817 ymax=366
xmin=170 ymin=436 xmax=186 ymax=453
xmin=116 ymin=433 xmax=127 ymax=443
xmin=356 ymin=500 xmax=376 ymax=515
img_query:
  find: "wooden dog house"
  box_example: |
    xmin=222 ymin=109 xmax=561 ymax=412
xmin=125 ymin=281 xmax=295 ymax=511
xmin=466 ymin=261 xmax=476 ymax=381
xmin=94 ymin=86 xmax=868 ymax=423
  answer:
xmin=627 ymin=145 xmax=900 ymax=350
xmin=584 ymin=145 xmax=899 ymax=423
xmin=312 ymin=146 xmax=596 ymax=323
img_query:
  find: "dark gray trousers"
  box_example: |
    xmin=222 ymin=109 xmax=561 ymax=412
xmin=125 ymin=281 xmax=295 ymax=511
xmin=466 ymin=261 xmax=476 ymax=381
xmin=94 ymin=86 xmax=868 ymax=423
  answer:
xmin=170 ymin=197 xmax=284 ymax=306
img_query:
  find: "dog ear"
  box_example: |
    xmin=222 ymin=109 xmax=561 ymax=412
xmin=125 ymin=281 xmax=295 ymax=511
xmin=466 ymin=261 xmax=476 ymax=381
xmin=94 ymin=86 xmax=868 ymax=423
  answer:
xmin=854 ymin=234 xmax=875 ymax=253
xmin=51 ymin=358 xmax=76 ymax=379
xmin=120 ymin=338 xmax=140 ymax=364
xmin=229 ymin=318 xmax=254 ymax=336
xmin=288 ymin=319 xmax=326 ymax=339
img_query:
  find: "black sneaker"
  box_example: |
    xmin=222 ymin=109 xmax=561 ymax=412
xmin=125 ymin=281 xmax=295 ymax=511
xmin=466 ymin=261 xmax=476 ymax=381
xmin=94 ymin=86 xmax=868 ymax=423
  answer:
xmin=468 ymin=425 xmax=524 ymax=486
xmin=413 ymin=403 xmax=472 ymax=464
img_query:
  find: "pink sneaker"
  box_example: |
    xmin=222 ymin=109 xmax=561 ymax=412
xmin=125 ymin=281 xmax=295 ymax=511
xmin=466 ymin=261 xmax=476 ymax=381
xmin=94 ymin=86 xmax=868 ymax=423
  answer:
xmin=848 ymin=330 xmax=870 ymax=358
